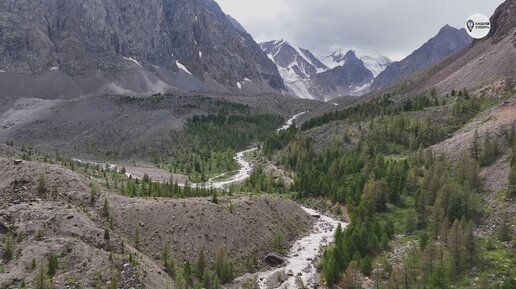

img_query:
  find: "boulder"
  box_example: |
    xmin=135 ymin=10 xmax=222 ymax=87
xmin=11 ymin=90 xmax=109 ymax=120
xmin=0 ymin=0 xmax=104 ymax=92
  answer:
xmin=265 ymin=252 xmax=286 ymax=266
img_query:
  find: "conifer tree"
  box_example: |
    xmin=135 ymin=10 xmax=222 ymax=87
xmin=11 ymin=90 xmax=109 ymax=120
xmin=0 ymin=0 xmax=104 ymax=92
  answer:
xmin=34 ymin=263 xmax=48 ymax=289
xmin=48 ymin=255 xmax=58 ymax=276
xmin=103 ymin=199 xmax=110 ymax=218
xmin=2 ymin=233 xmax=14 ymax=261
xmin=470 ymin=129 xmax=479 ymax=161
xmin=447 ymin=220 xmax=464 ymax=279
xmin=104 ymin=228 xmax=110 ymax=240
xmin=196 ymin=248 xmax=206 ymax=279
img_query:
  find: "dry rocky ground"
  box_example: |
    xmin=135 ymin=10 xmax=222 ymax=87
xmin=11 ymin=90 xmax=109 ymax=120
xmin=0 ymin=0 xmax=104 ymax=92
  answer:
xmin=0 ymin=146 xmax=313 ymax=289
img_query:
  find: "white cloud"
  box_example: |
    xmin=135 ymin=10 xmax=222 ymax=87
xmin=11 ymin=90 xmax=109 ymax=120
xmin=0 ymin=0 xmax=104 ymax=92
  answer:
xmin=216 ymin=0 xmax=504 ymax=60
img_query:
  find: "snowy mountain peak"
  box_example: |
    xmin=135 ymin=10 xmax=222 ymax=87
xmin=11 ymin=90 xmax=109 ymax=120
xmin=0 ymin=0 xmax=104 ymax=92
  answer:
xmin=322 ymin=49 xmax=392 ymax=77
xmin=260 ymin=40 xmax=328 ymax=79
xmin=260 ymin=40 xmax=393 ymax=100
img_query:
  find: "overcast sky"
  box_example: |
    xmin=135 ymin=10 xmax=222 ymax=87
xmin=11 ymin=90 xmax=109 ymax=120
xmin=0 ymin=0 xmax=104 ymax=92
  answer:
xmin=215 ymin=0 xmax=504 ymax=60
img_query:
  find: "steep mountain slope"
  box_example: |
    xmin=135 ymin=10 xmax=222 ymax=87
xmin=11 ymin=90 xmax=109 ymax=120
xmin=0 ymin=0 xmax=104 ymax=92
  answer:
xmin=0 ymin=0 xmax=284 ymax=99
xmin=367 ymin=0 xmax=515 ymax=101
xmin=260 ymin=40 xmax=328 ymax=99
xmin=226 ymin=14 xmax=248 ymax=34
xmin=371 ymin=25 xmax=472 ymax=91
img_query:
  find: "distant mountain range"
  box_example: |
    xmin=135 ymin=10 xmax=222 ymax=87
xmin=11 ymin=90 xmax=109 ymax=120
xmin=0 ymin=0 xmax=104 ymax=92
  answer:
xmin=0 ymin=0 xmax=487 ymax=102
xmin=261 ymin=39 xmax=391 ymax=100
xmin=260 ymin=25 xmax=471 ymax=101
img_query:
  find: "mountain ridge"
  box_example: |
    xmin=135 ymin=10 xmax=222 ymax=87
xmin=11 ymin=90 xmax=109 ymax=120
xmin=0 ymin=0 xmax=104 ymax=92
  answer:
xmin=370 ymin=24 xmax=472 ymax=91
xmin=0 ymin=0 xmax=285 ymax=99
xmin=261 ymin=40 xmax=391 ymax=100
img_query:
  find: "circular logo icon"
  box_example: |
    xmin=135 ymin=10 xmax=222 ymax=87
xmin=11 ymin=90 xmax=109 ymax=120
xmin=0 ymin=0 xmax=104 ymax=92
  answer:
xmin=465 ymin=13 xmax=491 ymax=39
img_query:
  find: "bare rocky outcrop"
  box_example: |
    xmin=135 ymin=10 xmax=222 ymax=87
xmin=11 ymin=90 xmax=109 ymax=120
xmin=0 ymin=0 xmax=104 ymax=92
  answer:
xmin=0 ymin=0 xmax=284 ymax=98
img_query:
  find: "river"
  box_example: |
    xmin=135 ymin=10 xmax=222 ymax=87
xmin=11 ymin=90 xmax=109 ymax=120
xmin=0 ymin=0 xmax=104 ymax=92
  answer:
xmin=202 ymin=111 xmax=307 ymax=189
xmin=73 ymin=111 xmax=345 ymax=288
xmin=221 ymin=111 xmax=347 ymax=289
xmin=257 ymin=207 xmax=346 ymax=288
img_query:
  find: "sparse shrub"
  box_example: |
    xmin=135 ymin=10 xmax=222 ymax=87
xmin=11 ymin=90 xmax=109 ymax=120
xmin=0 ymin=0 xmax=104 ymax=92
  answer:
xmin=35 ymin=230 xmax=45 ymax=241
xmin=211 ymin=191 xmax=219 ymax=204
xmin=272 ymin=229 xmax=284 ymax=251
xmin=120 ymin=240 xmax=125 ymax=254
xmin=16 ymin=231 xmax=24 ymax=243
xmin=31 ymin=257 xmax=37 ymax=270
xmin=37 ymin=175 xmax=47 ymax=195
xmin=90 ymin=183 xmax=98 ymax=204
xmin=245 ymin=252 xmax=257 ymax=272
xmin=103 ymin=199 xmax=110 ymax=218
xmin=104 ymin=228 xmax=110 ymax=240
xmin=2 ymin=233 xmax=14 ymax=261
xmin=34 ymin=263 xmax=49 ymax=289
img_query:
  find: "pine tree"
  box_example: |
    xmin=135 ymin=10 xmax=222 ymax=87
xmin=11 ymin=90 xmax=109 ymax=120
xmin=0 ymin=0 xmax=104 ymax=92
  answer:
xmin=214 ymin=249 xmax=233 ymax=284
xmin=323 ymin=251 xmax=339 ymax=288
xmin=211 ymin=190 xmax=219 ymax=204
xmin=2 ymin=233 xmax=14 ymax=261
xmin=104 ymin=228 xmax=110 ymax=240
xmin=31 ymin=257 xmax=37 ymax=270
xmin=363 ymin=179 xmax=388 ymax=212
xmin=37 ymin=175 xmax=47 ymax=195
xmin=183 ymin=260 xmax=192 ymax=286
xmin=464 ymin=220 xmax=476 ymax=266
xmin=422 ymin=242 xmax=437 ymax=278
xmin=342 ymin=261 xmax=361 ymax=289
xmin=196 ymin=248 xmax=206 ymax=279
xmin=415 ymin=189 xmax=427 ymax=229
xmin=447 ymin=220 xmax=464 ymax=279
xmin=470 ymin=129 xmax=480 ymax=161
xmin=48 ymin=255 xmax=58 ymax=276
xmin=272 ymin=229 xmax=284 ymax=251
xmin=497 ymin=212 xmax=511 ymax=242
xmin=103 ymin=199 xmax=110 ymax=218
xmin=479 ymin=135 xmax=499 ymax=166
xmin=34 ymin=263 xmax=48 ymax=289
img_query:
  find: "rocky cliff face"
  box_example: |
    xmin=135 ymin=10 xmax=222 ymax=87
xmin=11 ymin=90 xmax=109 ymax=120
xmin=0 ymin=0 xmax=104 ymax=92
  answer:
xmin=0 ymin=0 xmax=284 ymax=98
xmin=371 ymin=25 xmax=472 ymax=91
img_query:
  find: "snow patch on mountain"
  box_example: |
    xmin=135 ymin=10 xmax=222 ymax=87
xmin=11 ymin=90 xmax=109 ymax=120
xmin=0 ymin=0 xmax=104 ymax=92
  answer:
xmin=123 ymin=57 xmax=142 ymax=67
xmin=176 ymin=61 xmax=192 ymax=75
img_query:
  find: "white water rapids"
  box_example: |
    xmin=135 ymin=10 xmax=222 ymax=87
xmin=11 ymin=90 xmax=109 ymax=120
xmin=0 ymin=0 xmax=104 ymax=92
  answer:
xmin=255 ymin=207 xmax=346 ymax=289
